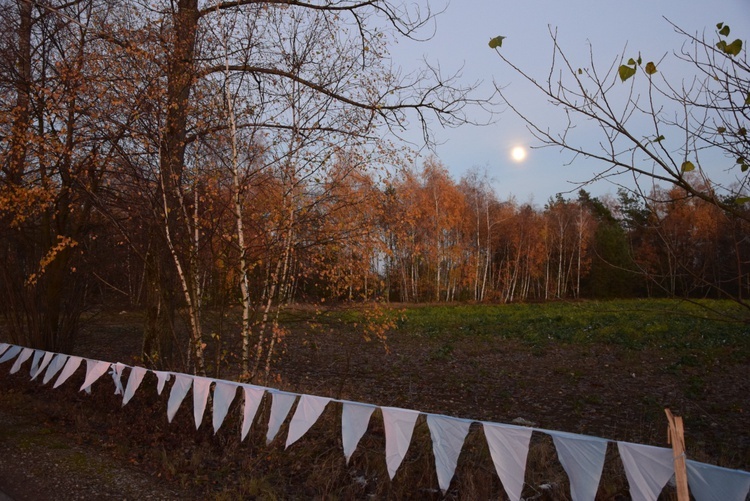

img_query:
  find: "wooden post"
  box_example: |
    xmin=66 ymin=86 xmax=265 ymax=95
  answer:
xmin=665 ymin=408 xmax=689 ymax=501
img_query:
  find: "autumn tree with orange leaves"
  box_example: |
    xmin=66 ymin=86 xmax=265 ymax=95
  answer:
xmin=0 ymin=0 xmax=125 ymax=352
xmin=1 ymin=0 xmax=491 ymax=376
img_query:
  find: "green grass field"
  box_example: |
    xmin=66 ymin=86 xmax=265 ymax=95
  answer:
xmin=392 ymin=299 xmax=750 ymax=347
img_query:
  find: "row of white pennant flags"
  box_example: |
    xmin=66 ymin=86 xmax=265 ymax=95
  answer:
xmin=1 ymin=342 xmax=748 ymax=500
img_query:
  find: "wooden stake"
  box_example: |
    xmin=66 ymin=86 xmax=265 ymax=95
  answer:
xmin=665 ymin=408 xmax=689 ymax=501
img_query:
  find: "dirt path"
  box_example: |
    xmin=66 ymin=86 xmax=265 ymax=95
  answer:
xmin=0 ymin=386 xmax=186 ymax=501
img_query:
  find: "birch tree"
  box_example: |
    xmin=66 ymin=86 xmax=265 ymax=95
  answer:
xmin=90 ymin=0 xmax=490 ymax=372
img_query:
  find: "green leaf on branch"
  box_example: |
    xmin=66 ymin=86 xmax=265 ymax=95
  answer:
xmin=740 ymin=127 xmax=747 ymax=136
xmin=645 ymin=62 xmax=657 ymax=75
xmin=717 ymin=126 xmax=726 ymax=134
xmin=740 ymin=157 xmax=749 ymax=172
xmin=488 ymin=36 xmax=506 ymax=49
xmin=618 ymin=64 xmax=636 ymax=82
xmin=627 ymin=58 xmax=636 ymax=65
xmin=717 ymin=38 xmax=743 ymax=56
xmin=654 ymin=135 xmax=665 ymax=142
xmin=735 ymin=196 xmax=750 ymax=205
xmin=727 ymin=39 xmax=743 ymax=56
xmin=745 ymin=93 xmax=750 ymax=105
xmin=681 ymin=161 xmax=695 ymax=173
xmin=719 ymin=24 xmax=730 ymax=36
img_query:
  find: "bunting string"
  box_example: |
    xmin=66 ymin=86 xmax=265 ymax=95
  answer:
xmin=0 ymin=342 xmax=748 ymax=500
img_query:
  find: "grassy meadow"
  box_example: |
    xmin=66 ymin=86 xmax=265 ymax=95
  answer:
xmin=381 ymin=299 xmax=749 ymax=349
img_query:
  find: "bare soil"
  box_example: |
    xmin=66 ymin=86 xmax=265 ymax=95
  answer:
xmin=0 ymin=309 xmax=748 ymax=499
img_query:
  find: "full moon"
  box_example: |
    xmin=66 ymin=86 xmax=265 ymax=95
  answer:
xmin=511 ymin=146 xmax=527 ymax=162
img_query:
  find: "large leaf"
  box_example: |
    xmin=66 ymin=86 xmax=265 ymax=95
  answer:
xmin=488 ymin=36 xmax=506 ymax=49
xmin=645 ymin=62 xmax=657 ymax=75
xmin=717 ymin=38 xmax=743 ymax=56
xmin=719 ymin=24 xmax=731 ymax=37
xmin=681 ymin=161 xmax=695 ymax=173
xmin=618 ymin=64 xmax=636 ymax=82
xmin=726 ymin=39 xmax=743 ymax=56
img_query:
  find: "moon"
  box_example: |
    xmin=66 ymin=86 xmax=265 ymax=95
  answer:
xmin=511 ymin=146 xmax=527 ymax=162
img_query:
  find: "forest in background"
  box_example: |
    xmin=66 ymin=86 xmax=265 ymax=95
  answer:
xmin=1 ymin=0 xmax=748 ymax=378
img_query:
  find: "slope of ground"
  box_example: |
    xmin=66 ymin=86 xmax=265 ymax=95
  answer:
xmin=0 ymin=301 xmax=748 ymax=499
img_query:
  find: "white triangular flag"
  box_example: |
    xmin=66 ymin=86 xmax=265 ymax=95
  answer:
xmin=426 ymin=414 xmax=471 ymax=493
xmin=167 ymin=374 xmax=193 ymax=423
xmin=381 ymin=406 xmax=420 ymax=479
xmin=687 ymin=459 xmax=750 ymax=501
xmin=80 ymin=359 xmax=112 ymax=392
xmin=122 ymin=366 xmax=147 ymax=405
xmin=42 ymin=354 xmax=68 ymax=384
xmin=192 ymin=376 xmax=212 ymax=430
xmin=286 ymin=395 xmax=331 ymax=449
xmin=0 ymin=345 xmax=22 ymax=364
xmin=483 ymin=422 xmax=533 ymax=501
xmin=212 ymin=381 xmax=238 ymax=434
xmin=266 ymin=391 xmax=297 ymax=445
xmin=617 ymin=441 xmax=674 ymax=501
xmin=0 ymin=343 xmax=9 ymax=357
xmin=111 ymin=363 xmax=126 ymax=395
xmin=53 ymin=356 xmax=83 ymax=388
xmin=342 ymin=401 xmax=376 ymax=464
xmin=29 ymin=350 xmax=44 ymax=378
xmin=549 ymin=430 xmax=608 ymax=501
xmin=32 ymin=351 xmax=54 ymax=380
xmin=241 ymin=385 xmax=265 ymax=441
xmin=9 ymin=347 xmax=34 ymax=374
xmin=154 ymin=370 xmax=171 ymax=395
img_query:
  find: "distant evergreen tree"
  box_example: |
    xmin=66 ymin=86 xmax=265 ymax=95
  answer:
xmin=578 ymin=190 xmax=639 ymax=298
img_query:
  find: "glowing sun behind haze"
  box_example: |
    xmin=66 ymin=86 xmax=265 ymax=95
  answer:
xmin=511 ymin=146 xmax=527 ymax=162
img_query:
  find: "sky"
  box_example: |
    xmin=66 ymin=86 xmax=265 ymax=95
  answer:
xmin=388 ymin=0 xmax=750 ymax=205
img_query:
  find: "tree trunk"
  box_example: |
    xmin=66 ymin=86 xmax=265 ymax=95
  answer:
xmin=145 ymin=0 xmax=203 ymax=372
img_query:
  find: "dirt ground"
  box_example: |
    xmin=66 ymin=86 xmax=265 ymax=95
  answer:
xmin=0 ymin=310 xmax=748 ymax=499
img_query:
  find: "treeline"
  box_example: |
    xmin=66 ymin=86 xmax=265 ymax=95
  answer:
xmin=56 ymin=153 xmax=750 ymax=309
xmin=371 ymin=158 xmax=750 ymax=304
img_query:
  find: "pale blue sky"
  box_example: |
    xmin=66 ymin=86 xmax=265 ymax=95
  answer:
xmin=390 ymin=0 xmax=750 ymax=205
